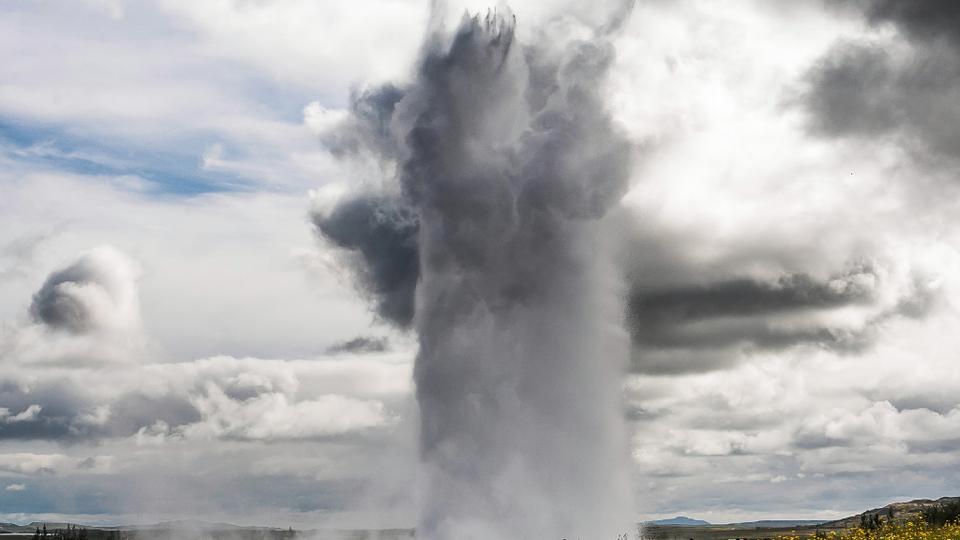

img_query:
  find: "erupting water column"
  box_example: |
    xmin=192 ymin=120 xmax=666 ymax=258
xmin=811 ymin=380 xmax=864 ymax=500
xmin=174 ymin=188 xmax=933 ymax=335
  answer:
xmin=403 ymin=11 xmax=634 ymax=540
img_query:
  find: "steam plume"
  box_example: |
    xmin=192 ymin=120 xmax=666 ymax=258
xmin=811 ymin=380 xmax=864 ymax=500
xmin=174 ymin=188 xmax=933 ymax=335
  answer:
xmin=316 ymin=6 xmax=635 ymax=539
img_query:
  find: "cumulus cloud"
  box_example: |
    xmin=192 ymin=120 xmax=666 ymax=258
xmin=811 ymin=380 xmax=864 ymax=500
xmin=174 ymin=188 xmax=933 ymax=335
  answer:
xmin=0 ymin=239 xmax=410 ymax=445
xmin=584 ymin=0 xmax=960 ymax=521
xmin=0 ymin=355 xmax=410 ymax=444
xmin=182 ymin=383 xmax=392 ymax=441
xmin=0 ymin=404 xmax=42 ymax=424
xmin=794 ymin=401 xmax=960 ymax=451
xmin=30 ymin=246 xmax=141 ymax=335
xmin=0 ymin=245 xmax=146 ymax=368
xmin=593 ymin=0 xmax=959 ymax=381
xmin=626 ymin=281 xmax=960 ymax=512
xmin=0 ymin=453 xmax=68 ymax=476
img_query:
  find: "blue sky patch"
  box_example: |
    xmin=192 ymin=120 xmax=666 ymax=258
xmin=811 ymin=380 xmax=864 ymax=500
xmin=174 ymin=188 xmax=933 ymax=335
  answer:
xmin=0 ymin=119 xmax=258 ymax=196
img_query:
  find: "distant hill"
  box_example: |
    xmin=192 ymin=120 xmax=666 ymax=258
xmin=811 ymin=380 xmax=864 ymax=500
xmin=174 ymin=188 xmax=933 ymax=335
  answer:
xmin=822 ymin=496 xmax=960 ymax=529
xmin=647 ymin=517 xmax=712 ymax=526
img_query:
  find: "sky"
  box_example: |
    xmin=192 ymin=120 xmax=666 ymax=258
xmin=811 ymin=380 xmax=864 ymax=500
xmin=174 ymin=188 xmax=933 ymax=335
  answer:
xmin=1 ymin=0 xmax=960 ymax=529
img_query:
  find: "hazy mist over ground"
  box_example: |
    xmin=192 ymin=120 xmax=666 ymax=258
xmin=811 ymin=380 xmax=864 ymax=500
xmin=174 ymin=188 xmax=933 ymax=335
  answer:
xmin=2 ymin=0 xmax=960 ymax=532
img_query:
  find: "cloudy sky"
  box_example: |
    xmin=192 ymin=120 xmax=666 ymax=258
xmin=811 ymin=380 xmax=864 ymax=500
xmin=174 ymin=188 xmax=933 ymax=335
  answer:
xmin=2 ymin=0 xmax=960 ymax=529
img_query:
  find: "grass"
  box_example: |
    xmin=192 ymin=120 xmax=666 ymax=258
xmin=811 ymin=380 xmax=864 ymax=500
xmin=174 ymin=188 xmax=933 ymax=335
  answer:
xmin=776 ymin=518 xmax=960 ymax=540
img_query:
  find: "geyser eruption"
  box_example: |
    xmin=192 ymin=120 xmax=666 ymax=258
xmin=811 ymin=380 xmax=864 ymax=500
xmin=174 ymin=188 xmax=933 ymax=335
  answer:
xmin=314 ymin=6 xmax=634 ymax=540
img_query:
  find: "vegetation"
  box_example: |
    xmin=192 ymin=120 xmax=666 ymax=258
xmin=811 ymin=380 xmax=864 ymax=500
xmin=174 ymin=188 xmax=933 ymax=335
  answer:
xmin=19 ymin=525 xmax=299 ymax=540
xmin=859 ymin=514 xmax=883 ymax=531
xmin=920 ymin=500 xmax=960 ymax=528
xmin=778 ymin=517 xmax=960 ymax=540
xmin=29 ymin=524 xmax=121 ymax=540
xmin=30 ymin=524 xmax=123 ymax=540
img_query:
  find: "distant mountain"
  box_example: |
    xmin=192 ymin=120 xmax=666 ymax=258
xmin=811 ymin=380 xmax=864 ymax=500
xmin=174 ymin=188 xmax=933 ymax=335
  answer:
xmin=643 ymin=497 xmax=959 ymax=531
xmin=139 ymin=519 xmax=264 ymax=531
xmin=0 ymin=522 xmax=33 ymax=533
xmin=644 ymin=517 xmax=830 ymax=528
xmin=727 ymin=520 xmax=829 ymax=528
xmin=646 ymin=516 xmax=711 ymax=526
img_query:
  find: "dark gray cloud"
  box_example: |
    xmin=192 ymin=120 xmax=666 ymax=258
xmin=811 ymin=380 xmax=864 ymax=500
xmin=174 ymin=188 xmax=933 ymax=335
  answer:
xmin=631 ymin=348 xmax=743 ymax=376
xmin=803 ymin=42 xmax=900 ymax=138
xmin=628 ymin=271 xmax=872 ymax=347
xmin=631 ymin=273 xmax=870 ymax=327
xmin=0 ymin=384 xmax=82 ymax=440
xmin=0 ymin=378 xmax=200 ymax=442
xmin=31 ymin=264 xmax=101 ymax=333
xmin=76 ymin=456 xmax=98 ymax=470
xmin=626 ymin=266 xmax=933 ymax=374
xmin=28 ymin=246 xmax=139 ymax=335
xmin=311 ymin=193 xmax=419 ymax=327
xmin=859 ymin=0 xmax=960 ymax=43
xmin=885 ymin=395 xmax=960 ymax=416
xmin=0 ymin=362 xmax=396 ymax=443
xmin=326 ymin=335 xmax=390 ymax=354
xmin=805 ymin=1 xmax=960 ymax=163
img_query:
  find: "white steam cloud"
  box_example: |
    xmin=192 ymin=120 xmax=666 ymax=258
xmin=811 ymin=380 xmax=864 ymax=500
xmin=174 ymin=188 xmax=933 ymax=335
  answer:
xmin=314 ymin=5 xmax=636 ymax=540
